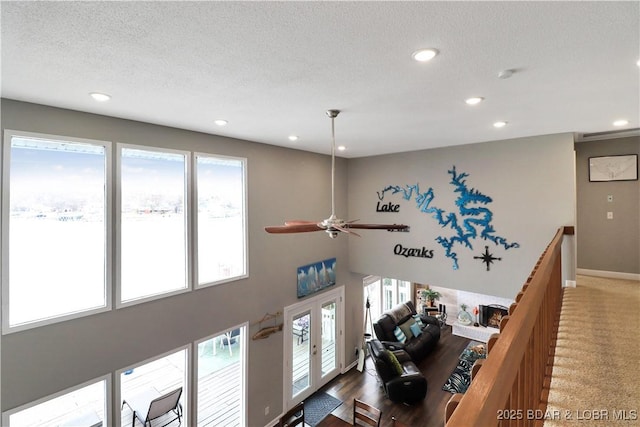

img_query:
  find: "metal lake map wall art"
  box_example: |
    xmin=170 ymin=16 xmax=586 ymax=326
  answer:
xmin=377 ymin=166 xmax=520 ymax=270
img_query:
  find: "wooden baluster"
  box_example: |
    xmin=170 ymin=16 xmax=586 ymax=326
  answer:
xmin=444 ymin=394 xmax=463 ymax=424
xmin=471 ymin=359 xmax=484 ymax=379
xmin=487 ymin=333 xmax=500 ymax=354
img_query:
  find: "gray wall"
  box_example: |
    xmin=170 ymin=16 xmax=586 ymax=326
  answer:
xmin=1 ymin=99 xmax=580 ymax=425
xmin=347 ymin=134 xmax=577 ymax=299
xmin=575 ymin=136 xmax=640 ymax=275
xmin=0 ymin=99 xmax=365 ymax=425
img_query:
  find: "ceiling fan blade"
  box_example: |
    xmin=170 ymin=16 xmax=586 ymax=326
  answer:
xmin=333 ymin=224 xmax=361 ymax=237
xmin=345 ymin=223 xmax=409 ymax=231
xmin=264 ymin=223 xmax=324 ymax=234
xmin=284 ymin=220 xmax=318 ymax=225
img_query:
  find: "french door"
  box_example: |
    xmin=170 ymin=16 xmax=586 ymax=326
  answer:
xmin=283 ymin=287 xmax=343 ymax=410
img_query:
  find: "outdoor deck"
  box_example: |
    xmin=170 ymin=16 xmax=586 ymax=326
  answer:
xmin=17 ymin=330 xmax=335 ymax=426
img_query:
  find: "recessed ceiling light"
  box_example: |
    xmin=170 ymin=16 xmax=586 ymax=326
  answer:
xmin=214 ymin=119 xmax=228 ymax=126
xmin=465 ymin=97 xmax=484 ymax=105
xmin=637 ymin=59 xmax=640 ymax=67
xmin=89 ymin=92 xmax=111 ymax=102
xmin=493 ymin=121 xmax=507 ymax=128
xmin=613 ymin=119 xmax=629 ymax=127
xmin=412 ymin=48 xmax=439 ymax=62
xmin=337 ymin=145 xmax=346 ymax=151
xmin=498 ymin=69 xmax=514 ymax=79
xmin=288 ymin=135 xmax=299 ymax=141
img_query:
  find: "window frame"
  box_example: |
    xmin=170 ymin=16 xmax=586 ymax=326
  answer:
xmin=1 ymin=130 xmax=113 ymax=334
xmin=116 ymin=344 xmax=190 ymax=427
xmin=194 ymin=322 xmax=248 ymax=426
xmin=193 ymin=152 xmax=248 ymax=288
xmin=115 ymin=143 xmax=192 ymax=308
xmin=1 ymin=374 xmax=111 ymax=427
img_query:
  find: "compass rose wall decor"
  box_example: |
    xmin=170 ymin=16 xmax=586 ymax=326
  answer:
xmin=474 ymin=246 xmax=502 ymax=271
xmin=589 ymin=154 xmax=638 ymax=182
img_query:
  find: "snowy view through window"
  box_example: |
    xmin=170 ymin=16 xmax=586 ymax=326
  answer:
xmin=5 ymin=134 xmax=247 ymax=329
xmin=120 ymin=147 xmax=188 ymax=302
xmin=7 ymin=137 xmax=107 ymax=327
xmin=196 ymin=155 xmax=246 ymax=285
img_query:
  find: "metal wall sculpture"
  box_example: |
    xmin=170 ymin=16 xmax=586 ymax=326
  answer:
xmin=377 ymin=166 xmax=519 ymax=270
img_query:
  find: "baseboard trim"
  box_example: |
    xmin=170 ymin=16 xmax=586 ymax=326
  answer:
xmin=344 ymin=359 xmax=358 ymax=373
xmin=577 ymin=269 xmax=640 ymax=281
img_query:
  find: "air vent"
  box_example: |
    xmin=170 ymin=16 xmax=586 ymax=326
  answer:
xmin=576 ymin=128 xmax=640 ymax=142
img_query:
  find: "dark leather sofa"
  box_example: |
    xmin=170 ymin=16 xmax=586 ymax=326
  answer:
xmin=372 ymin=300 xmax=441 ymax=362
xmin=367 ymin=339 xmax=427 ymax=404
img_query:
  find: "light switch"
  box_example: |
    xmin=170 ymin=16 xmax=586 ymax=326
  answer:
xmin=607 ymin=195 xmax=613 ymax=202
xmin=607 ymin=212 xmax=613 ymax=219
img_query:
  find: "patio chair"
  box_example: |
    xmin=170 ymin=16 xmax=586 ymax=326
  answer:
xmin=122 ymin=387 xmax=183 ymax=427
xmin=221 ymin=328 xmax=241 ymax=356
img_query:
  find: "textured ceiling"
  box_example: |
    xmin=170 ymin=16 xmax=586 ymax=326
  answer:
xmin=1 ymin=1 xmax=638 ymax=157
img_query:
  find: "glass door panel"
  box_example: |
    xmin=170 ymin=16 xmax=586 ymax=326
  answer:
xmin=291 ymin=311 xmax=312 ymax=397
xmin=284 ymin=287 xmax=343 ymax=411
xmin=320 ymin=301 xmax=336 ymax=377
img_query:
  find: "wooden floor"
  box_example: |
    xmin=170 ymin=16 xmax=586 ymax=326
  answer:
xmin=319 ymin=325 xmax=469 ymax=427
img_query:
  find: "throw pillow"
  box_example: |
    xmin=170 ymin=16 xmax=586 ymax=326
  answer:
xmin=412 ymin=314 xmax=425 ymax=328
xmin=398 ymin=318 xmax=416 ymax=340
xmin=410 ymin=322 xmax=422 ymax=337
xmin=386 ymin=350 xmax=404 ymax=376
xmin=393 ymin=326 xmax=407 ymax=343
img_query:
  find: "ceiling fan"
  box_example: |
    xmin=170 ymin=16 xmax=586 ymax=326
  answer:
xmin=264 ymin=109 xmax=409 ymax=238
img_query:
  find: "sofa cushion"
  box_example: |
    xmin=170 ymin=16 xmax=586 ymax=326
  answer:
xmin=398 ymin=318 xmax=416 ymax=340
xmin=410 ymin=322 xmax=422 ymax=337
xmin=386 ymin=350 xmax=404 ymax=375
xmin=412 ymin=314 xmax=425 ymax=328
xmin=388 ymin=303 xmax=412 ymax=324
xmin=393 ymin=326 xmax=407 ymax=343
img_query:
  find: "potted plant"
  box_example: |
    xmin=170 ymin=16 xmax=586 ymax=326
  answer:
xmin=421 ymin=288 xmax=442 ymax=307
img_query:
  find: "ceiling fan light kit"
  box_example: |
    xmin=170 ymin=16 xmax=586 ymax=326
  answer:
xmin=264 ymin=110 xmax=409 ymax=238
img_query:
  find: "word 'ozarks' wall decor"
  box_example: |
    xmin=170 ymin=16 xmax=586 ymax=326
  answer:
xmin=377 ymin=166 xmax=519 ymax=270
xmin=393 ymin=244 xmax=434 ymax=259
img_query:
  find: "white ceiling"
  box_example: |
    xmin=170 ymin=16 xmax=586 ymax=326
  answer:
xmin=2 ymin=1 xmax=638 ymax=158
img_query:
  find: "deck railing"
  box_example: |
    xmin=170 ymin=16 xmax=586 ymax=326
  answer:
xmin=445 ymin=226 xmax=574 ymax=427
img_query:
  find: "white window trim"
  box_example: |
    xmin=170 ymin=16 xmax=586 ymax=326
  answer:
xmin=193 ymin=152 xmax=248 ymax=289
xmin=194 ymin=322 xmax=248 ymax=427
xmin=1 ymin=130 xmax=113 ymax=335
xmin=1 ymin=374 xmax=111 ymax=427
xmin=115 ymin=143 xmax=192 ymax=309
xmin=116 ymin=344 xmax=190 ymax=427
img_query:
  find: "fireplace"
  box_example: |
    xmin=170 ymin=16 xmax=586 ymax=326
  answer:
xmin=479 ymin=305 xmax=508 ymax=328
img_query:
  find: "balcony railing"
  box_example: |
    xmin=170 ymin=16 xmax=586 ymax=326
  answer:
xmin=445 ymin=226 xmax=574 ymax=427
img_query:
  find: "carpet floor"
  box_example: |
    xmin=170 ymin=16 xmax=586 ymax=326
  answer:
xmin=304 ymin=391 xmax=342 ymax=427
xmin=543 ymin=274 xmax=640 ymax=426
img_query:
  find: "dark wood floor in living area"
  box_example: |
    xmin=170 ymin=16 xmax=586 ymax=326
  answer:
xmin=319 ymin=325 xmax=469 ymax=427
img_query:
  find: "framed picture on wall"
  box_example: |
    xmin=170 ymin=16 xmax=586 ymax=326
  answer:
xmin=589 ymin=154 xmax=638 ymax=182
xmin=297 ymin=258 xmax=336 ymax=298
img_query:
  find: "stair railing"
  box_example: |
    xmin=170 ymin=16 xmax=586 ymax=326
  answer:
xmin=445 ymin=226 xmax=574 ymax=427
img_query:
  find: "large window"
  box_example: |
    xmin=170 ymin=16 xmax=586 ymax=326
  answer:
xmin=2 ymin=132 xmax=110 ymax=331
xmin=118 ymin=146 xmax=189 ymax=304
xmin=120 ymin=347 xmax=188 ymax=426
xmin=196 ymin=324 xmax=247 ymax=426
xmin=364 ymin=276 xmax=411 ymax=334
xmin=2 ymin=131 xmax=248 ymax=331
xmin=195 ymin=154 xmax=247 ymax=286
xmin=2 ymin=376 xmax=109 ymax=426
